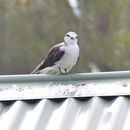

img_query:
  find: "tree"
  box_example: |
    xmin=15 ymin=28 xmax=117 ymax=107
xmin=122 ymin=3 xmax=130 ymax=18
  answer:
xmin=1 ymin=0 xmax=130 ymax=74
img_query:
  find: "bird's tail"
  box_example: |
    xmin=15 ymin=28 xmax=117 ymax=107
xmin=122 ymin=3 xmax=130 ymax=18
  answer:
xmin=31 ymin=67 xmax=59 ymax=74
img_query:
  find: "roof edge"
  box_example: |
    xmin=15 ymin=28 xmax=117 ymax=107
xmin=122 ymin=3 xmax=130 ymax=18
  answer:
xmin=0 ymin=71 xmax=130 ymax=83
xmin=0 ymin=71 xmax=130 ymax=100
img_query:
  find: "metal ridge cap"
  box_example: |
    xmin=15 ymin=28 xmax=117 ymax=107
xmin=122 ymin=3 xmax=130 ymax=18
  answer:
xmin=0 ymin=71 xmax=130 ymax=83
xmin=0 ymin=71 xmax=130 ymax=100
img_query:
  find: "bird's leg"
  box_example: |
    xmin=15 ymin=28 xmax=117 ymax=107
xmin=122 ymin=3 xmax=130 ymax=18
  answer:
xmin=58 ymin=67 xmax=63 ymax=74
xmin=64 ymin=69 xmax=68 ymax=74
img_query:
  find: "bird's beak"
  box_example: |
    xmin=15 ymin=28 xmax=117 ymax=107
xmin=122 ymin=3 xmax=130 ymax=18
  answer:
xmin=70 ymin=37 xmax=74 ymax=40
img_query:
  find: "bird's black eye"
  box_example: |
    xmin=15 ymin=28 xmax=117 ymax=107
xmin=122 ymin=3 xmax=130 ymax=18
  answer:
xmin=66 ymin=34 xmax=70 ymax=37
xmin=76 ymin=36 xmax=78 ymax=38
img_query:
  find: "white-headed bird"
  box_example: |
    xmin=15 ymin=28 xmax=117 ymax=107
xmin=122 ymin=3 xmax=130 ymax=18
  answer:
xmin=31 ymin=32 xmax=80 ymax=74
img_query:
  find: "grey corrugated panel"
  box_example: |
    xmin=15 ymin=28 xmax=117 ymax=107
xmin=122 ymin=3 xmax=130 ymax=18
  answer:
xmin=0 ymin=97 xmax=130 ymax=130
xmin=0 ymin=101 xmax=30 ymax=130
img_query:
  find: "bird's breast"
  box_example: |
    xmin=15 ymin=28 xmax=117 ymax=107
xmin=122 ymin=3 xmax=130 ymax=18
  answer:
xmin=57 ymin=44 xmax=79 ymax=69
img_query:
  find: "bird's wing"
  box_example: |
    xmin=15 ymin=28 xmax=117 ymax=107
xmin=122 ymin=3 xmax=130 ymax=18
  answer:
xmin=31 ymin=44 xmax=65 ymax=74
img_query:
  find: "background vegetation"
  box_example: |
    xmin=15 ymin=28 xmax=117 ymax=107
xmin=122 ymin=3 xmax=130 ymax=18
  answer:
xmin=0 ymin=0 xmax=130 ymax=74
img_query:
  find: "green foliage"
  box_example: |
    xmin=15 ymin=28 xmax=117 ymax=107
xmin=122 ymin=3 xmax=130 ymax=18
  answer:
xmin=79 ymin=0 xmax=130 ymax=72
xmin=0 ymin=0 xmax=130 ymax=74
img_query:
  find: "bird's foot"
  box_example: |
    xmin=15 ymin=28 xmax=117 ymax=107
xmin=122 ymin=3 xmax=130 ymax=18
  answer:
xmin=58 ymin=68 xmax=68 ymax=75
xmin=64 ymin=69 xmax=68 ymax=74
xmin=59 ymin=68 xmax=63 ymax=75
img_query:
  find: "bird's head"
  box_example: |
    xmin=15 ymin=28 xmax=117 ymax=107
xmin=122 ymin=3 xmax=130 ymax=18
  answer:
xmin=64 ymin=32 xmax=78 ymax=45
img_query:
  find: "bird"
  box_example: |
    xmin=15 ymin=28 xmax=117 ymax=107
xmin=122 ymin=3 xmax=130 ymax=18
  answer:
xmin=31 ymin=31 xmax=80 ymax=74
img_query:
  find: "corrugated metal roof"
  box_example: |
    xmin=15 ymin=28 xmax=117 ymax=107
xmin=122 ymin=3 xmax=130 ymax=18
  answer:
xmin=0 ymin=71 xmax=130 ymax=130
xmin=0 ymin=97 xmax=130 ymax=130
